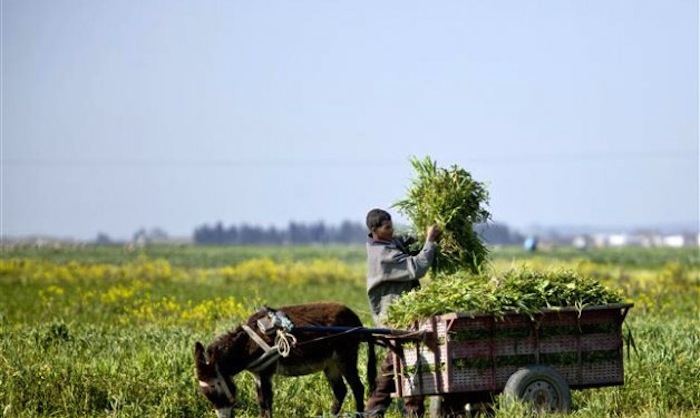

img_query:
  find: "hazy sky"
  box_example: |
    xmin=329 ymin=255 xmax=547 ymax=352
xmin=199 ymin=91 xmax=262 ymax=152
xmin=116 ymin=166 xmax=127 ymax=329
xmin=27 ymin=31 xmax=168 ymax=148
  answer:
xmin=2 ymin=1 xmax=698 ymax=240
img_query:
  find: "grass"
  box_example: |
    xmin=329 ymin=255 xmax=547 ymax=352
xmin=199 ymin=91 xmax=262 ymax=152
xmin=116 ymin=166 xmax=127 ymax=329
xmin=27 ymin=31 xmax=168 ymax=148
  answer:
xmin=0 ymin=244 xmax=698 ymax=417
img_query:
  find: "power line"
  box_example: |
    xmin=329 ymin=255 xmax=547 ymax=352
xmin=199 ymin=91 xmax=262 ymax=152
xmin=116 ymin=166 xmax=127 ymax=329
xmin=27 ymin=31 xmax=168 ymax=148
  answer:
xmin=1 ymin=150 xmax=696 ymax=168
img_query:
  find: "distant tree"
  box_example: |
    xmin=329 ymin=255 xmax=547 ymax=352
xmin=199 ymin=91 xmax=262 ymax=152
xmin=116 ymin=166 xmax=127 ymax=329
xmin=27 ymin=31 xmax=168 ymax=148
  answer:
xmin=227 ymin=225 xmax=239 ymax=244
xmin=239 ymin=224 xmax=263 ymax=244
xmin=148 ymin=227 xmax=169 ymax=241
xmin=475 ymin=222 xmax=525 ymax=245
xmin=308 ymin=221 xmax=328 ymax=243
xmin=288 ymin=221 xmax=310 ymax=244
xmin=266 ymin=226 xmax=285 ymax=244
xmin=213 ymin=222 xmax=225 ymax=244
xmin=95 ymin=232 xmax=112 ymax=244
xmin=131 ymin=227 xmax=170 ymax=244
xmin=193 ymin=225 xmax=211 ymax=243
xmin=192 ymin=219 xmax=519 ymax=246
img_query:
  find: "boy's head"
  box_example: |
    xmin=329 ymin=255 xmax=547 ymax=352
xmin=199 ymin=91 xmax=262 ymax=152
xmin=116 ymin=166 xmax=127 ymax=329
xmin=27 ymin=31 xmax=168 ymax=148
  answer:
xmin=366 ymin=208 xmax=394 ymax=241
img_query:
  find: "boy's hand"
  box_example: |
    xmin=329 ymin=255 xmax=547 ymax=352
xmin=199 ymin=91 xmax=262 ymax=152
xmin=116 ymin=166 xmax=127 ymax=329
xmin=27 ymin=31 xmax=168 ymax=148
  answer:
xmin=399 ymin=234 xmax=417 ymax=247
xmin=426 ymin=225 xmax=441 ymax=242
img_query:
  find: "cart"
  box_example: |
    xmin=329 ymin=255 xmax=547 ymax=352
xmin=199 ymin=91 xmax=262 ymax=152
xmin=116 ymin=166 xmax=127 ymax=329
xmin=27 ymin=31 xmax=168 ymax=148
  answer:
xmin=379 ymin=303 xmax=634 ymax=416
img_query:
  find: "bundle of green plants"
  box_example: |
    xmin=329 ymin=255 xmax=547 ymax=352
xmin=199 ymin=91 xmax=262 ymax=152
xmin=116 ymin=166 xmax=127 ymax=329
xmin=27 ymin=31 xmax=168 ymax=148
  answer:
xmin=393 ymin=156 xmax=491 ymax=275
xmin=385 ymin=268 xmax=625 ymax=328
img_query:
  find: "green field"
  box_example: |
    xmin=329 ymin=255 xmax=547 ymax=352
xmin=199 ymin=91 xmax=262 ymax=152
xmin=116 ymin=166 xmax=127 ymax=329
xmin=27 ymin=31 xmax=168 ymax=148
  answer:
xmin=1 ymin=244 xmax=698 ymax=417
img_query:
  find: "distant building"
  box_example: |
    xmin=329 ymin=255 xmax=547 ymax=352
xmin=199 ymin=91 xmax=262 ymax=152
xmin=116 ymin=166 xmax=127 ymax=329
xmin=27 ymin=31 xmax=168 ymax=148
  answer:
xmin=607 ymin=234 xmax=628 ymax=247
xmin=662 ymin=235 xmax=686 ymax=248
xmin=572 ymin=235 xmax=591 ymax=250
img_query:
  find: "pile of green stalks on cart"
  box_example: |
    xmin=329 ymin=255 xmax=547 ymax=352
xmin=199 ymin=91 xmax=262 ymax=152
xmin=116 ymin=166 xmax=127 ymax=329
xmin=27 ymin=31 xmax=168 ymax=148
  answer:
xmin=385 ymin=268 xmax=625 ymax=328
xmin=388 ymin=156 xmax=624 ymax=329
xmin=393 ymin=156 xmax=491 ymax=274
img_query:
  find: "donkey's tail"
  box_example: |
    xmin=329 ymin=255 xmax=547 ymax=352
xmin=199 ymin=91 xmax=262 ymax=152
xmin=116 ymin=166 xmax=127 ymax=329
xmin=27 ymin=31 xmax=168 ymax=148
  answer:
xmin=365 ymin=335 xmax=377 ymax=394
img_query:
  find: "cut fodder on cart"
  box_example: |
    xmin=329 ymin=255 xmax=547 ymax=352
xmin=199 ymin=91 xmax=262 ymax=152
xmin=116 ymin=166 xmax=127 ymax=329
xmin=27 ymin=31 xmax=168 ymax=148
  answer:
xmin=384 ymin=268 xmax=625 ymax=328
xmin=393 ymin=156 xmax=491 ymax=275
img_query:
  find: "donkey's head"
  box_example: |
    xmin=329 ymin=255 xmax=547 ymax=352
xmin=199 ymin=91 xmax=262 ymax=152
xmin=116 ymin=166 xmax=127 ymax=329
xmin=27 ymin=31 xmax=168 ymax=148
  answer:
xmin=194 ymin=341 xmax=237 ymax=418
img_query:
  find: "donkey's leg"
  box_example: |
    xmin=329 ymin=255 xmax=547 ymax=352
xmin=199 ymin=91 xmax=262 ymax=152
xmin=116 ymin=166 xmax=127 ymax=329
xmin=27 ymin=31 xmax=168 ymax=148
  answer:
xmin=339 ymin=348 xmax=366 ymax=414
xmin=253 ymin=373 xmax=274 ymax=418
xmin=324 ymin=364 xmax=348 ymax=416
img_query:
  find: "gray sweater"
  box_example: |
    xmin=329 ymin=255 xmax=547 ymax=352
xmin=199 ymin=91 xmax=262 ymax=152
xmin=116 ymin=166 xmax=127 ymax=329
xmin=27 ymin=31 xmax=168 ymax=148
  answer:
xmin=366 ymin=238 xmax=437 ymax=326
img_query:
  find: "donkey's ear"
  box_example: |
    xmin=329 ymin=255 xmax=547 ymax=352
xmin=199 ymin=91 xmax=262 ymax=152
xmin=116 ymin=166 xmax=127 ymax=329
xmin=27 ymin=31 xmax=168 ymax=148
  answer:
xmin=194 ymin=341 xmax=208 ymax=368
xmin=208 ymin=345 xmax=219 ymax=363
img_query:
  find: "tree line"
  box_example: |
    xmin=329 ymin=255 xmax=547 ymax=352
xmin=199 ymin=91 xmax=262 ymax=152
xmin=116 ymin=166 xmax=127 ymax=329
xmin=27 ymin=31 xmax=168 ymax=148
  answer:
xmin=192 ymin=221 xmax=524 ymax=246
xmin=193 ymin=221 xmax=367 ymax=245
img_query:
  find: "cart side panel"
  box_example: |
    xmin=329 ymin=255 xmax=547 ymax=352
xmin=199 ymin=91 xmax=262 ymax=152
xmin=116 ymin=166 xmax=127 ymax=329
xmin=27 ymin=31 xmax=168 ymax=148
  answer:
xmin=394 ymin=305 xmax=627 ymax=397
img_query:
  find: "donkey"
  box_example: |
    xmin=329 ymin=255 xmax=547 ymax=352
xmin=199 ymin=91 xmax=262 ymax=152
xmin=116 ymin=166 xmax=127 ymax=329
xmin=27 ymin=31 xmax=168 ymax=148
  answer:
xmin=194 ymin=301 xmax=377 ymax=418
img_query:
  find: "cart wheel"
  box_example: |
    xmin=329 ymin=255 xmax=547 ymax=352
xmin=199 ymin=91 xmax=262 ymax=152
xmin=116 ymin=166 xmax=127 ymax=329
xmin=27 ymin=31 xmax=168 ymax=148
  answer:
xmin=503 ymin=365 xmax=571 ymax=413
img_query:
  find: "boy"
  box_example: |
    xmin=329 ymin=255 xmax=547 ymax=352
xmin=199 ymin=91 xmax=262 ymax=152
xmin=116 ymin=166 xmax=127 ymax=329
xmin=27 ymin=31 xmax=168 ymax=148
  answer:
xmin=365 ymin=208 xmax=441 ymax=417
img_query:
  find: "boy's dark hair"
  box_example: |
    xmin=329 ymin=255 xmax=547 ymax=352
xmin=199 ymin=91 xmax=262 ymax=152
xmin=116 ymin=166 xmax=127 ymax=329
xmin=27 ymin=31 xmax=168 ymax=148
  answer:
xmin=366 ymin=208 xmax=391 ymax=231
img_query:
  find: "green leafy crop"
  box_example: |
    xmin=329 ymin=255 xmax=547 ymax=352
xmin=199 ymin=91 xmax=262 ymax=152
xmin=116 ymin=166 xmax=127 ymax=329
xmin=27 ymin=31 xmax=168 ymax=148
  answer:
xmin=385 ymin=268 xmax=625 ymax=328
xmin=393 ymin=156 xmax=491 ymax=275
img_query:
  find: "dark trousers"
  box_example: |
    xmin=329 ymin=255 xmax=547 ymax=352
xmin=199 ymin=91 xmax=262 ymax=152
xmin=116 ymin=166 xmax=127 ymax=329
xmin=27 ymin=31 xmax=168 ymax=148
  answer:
xmin=366 ymin=352 xmax=425 ymax=417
